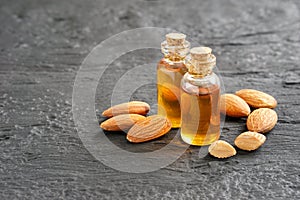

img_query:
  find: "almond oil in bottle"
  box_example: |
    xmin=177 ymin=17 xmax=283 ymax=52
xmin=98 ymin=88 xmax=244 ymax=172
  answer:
xmin=157 ymin=33 xmax=190 ymax=128
xmin=180 ymin=47 xmax=221 ymax=146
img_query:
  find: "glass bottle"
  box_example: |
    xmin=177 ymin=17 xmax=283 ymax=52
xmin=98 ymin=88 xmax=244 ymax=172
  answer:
xmin=157 ymin=33 xmax=190 ymax=128
xmin=180 ymin=47 xmax=221 ymax=146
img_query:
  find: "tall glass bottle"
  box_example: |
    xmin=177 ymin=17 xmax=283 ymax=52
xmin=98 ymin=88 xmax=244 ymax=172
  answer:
xmin=157 ymin=33 xmax=190 ymax=128
xmin=180 ymin=47 xmax=221 ymax=146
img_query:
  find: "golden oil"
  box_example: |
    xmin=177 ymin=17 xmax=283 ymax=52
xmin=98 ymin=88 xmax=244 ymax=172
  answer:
xmin=157 ymin=33 xmax=190 ymax=128
xmin=180 ymin=47 xmax=221 ymax=146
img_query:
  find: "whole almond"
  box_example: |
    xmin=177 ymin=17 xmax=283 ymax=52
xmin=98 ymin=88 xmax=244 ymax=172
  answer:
xmin=208 ymin=140 xmax=236 ymax=158
xmin=235 ymin=89 xmax=277 ymax=108
xmin=100 ymin=114 xmax=146 ymax=131
xmin=102 ymin=101 xmax=150 ymax=117
xmin=160 ymin=83 xmax=180 ymax=102
xmin=247 ymin=108 xmax=278 ymax=133
xmin=127 ymin=115 xmax=172 ymax=143
xmin=234 ymin=131 xmax=266 ymax=151
xmin=220 ymin=94 xmax=251 ymax=117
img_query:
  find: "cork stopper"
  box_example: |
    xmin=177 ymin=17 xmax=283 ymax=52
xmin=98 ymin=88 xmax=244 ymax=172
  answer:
xmin=166 ymin=33 xmax=186 ymax=46
xmin=187 ymin=47 xmax=216 ymax=75
xmin=190 ymin=47 xmax=212 ymax=61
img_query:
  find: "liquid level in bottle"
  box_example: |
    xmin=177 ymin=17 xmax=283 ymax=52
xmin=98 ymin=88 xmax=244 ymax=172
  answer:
xmin=180 ymin=84 xmax=220 ymax=146
xmin=157 ymin=58 xmax=187 ymax=128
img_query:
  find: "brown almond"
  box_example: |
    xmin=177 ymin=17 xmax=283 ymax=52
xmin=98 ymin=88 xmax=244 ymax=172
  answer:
xmin=160 ymin=83 xmax=180 ymax=102
xmin=235 ymin=89 xmax=277 ymax=108
xmin=208 ymin=140 xmax=236 ymax=158
xmin=127 ymin=115 xmax=172 ymax=143
xmin=220 ymin=94 xmax=251 ymax=117
xmin=102 ymin=101 xmax=150 ymax=117
xmin=234 ymin=131 xmax=266 ymax=151
xmin=100 ymin=114 xmax=146 ymax=131
xmin=247 ymin=108 xmax=278 ymax=133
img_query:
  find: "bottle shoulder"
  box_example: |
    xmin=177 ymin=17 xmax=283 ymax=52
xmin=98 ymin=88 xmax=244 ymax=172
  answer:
xmin=157 ymin=58 xmax=187 ymax=72
xmin=182 ymin=72 xmax=220 ymax=84
xmin=181 ymin=72 xmax=220 ymax=95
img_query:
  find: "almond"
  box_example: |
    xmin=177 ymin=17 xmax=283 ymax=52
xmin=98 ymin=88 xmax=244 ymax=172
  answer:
xmin=247 ymin=108 xmax=278 ymax=133
xmin=102 ymin=101 xmax=150 ymax=117
xmin=160 ymin=83 xmax=180 ymax=102
xmin=235 ymin=89 xmax=277 ymax=108
xmin=220 ymin=94 xmax=251 ymax=117
xmin=234 ymin=131 xmax=266 ymax=151
xmin=208 ymin=140 xmax=236 ymax=158
xmin=127 ymin=115 xmax=172 ymax=143
xmin=100 ymin=114 xmax=146 ymax=131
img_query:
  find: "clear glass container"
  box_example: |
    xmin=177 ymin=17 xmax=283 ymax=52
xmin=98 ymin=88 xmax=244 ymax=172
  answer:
xmin=180 ymin=47 xmax=221 ymax=145
xmin=157 ymin=33 xmax=190 ymax=128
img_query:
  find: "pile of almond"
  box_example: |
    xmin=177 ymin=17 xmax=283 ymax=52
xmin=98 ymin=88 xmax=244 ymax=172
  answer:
xmin=209 ymin=89 xmax=278 ymax=159
xmin=99 ymin=89 xmax=278 ymax=159
xmin=100 ymin=101 xmax=172 ymax=143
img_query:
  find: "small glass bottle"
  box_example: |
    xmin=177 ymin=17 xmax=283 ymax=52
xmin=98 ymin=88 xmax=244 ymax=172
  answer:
xmin=180 ymin=47 xmax=221 ymax=146
xmin=157 ymin=33 xmax=190 ymax=128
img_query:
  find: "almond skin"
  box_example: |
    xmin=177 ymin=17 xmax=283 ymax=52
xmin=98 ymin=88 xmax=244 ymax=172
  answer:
xmin=220 ymin=94 xmax=251 ymax=117
xmin=235 ymin=131 xmax=266 ymax=151
xmin=208 ymin=140 xmax=236 ymax=158
xmin=235 ymin=89 xmax=277 ymax=108
xmin=102 ymin=101 xmax=150 ymax=118
xmin=247 ymin=108 xmax=278 ymax=133
xmin=100 ymin=114 xmax=146 ymax=131
xmin=127 ymin=115 xmax=172 ymax=143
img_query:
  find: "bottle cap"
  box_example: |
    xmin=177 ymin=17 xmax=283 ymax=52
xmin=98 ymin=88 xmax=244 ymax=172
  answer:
xmin=187 ymin=47 xmax=216 ymax=75
xmin=190 ymin=47 xmax=212 ymax=61
xmin=166 ymin=33 xmax=186 ymax=46
xmin=161 ymin=33 xmax=190 ymax=60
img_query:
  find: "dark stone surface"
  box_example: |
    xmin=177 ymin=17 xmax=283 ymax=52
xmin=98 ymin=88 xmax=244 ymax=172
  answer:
xmin=1 ymin=0 xmax=300 ymax=199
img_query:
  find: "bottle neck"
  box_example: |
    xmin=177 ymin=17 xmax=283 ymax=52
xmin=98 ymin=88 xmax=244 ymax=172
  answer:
xmin=187 ymin=66 xmax=214 ymax=77
xmin=161 ymin=40 xmax=190 ymax=62
xmin=163 ymin=54 xmax=186 ymax=62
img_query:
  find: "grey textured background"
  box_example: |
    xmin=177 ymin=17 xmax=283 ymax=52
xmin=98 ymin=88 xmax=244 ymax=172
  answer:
xmin=1 ymin=0 xmax=300 ymax=199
